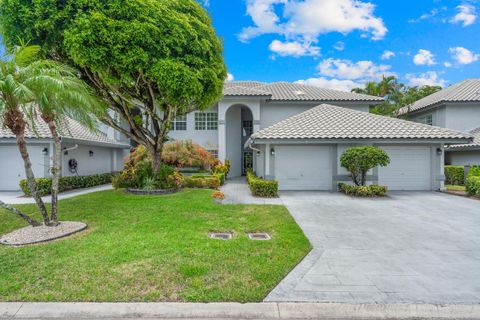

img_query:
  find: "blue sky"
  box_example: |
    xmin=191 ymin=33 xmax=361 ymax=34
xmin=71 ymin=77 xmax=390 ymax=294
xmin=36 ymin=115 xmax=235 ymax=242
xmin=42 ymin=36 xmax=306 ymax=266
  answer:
xmin=203 ymin=0 xmax=480 ymax=91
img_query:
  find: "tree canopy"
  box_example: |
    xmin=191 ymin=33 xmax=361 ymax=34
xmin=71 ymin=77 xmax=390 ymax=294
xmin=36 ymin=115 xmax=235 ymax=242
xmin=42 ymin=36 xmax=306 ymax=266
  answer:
xmin=0 ymin=0 xmax=227 ymax=173
xmin=352 ymin=76 xmax=442 ymax=117
xmin=340 ymin=146 xmax=390 ymax=186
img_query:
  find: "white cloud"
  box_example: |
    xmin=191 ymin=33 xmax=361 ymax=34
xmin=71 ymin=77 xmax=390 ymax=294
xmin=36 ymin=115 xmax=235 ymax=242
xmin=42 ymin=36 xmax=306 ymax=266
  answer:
xmin=405 ymin=71 xmax=447 ymax=87
xmin=295 ymin=77 xmax=362 ymax=92
xmin=381 ymin=50 xmax=395 ymax=60
xmin=333 ymin=41 xmax=345 ymax=51
xmin=448 ymin=46 xmax=479 ymax=64
xmin=451 ymin=4 xmax=477 ymax=27
xmin=444 ymin=61 xmax=453 ymax=67
xmin=408 ymin=7 xmax=446 ymax=23
xmin=239 ymin=0 xmax=387 ymax=43
xmin=413 ymin=49 xmax=436 ymax=66
xmin=317 ymin=58 xmax=393 ymax=80
xmin=226 ymin=73 xmax=234 ymax=82
xmin=269 ymin=40 xmax=320 ymax=57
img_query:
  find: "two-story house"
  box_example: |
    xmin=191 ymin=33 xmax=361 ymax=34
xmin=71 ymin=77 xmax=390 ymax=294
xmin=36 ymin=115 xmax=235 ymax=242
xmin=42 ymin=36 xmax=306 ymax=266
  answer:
xmin=399 ymin=79 xmax=480 ymax=166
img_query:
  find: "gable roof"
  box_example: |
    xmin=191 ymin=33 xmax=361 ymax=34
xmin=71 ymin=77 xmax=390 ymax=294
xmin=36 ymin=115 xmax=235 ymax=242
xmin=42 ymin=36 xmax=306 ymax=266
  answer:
xmin=399 ymin=79 xmax=480 ymax=115
xmin=0 ymin=115 xmax=129 ymax=147
xmin=448 ymin=127 xmax=480 ymax=150
xmin=224 ymin=81 xmax=383 ymax=102
xmin=250 ymin=104 xmax=473 ymax=142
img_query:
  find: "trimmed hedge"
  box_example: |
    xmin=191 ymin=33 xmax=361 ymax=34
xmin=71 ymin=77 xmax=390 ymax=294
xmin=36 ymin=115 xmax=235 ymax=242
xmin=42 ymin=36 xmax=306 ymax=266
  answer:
xmin=246 ymin=170 xmax=278 ymax=198
xmin=338 ymin=183 xmax=388 ymax=197
xmin=183 ymin=176 xmax=221 ymax=189
xmin=20 ymin=173 xmax=114 ymax=197
xmin=445 ymin=166 xmax=465 ymax=185
xmin=191 ymin=173 xmax=225 ymax=186
xmin=466 ymin=176 xmax=480 ymax=198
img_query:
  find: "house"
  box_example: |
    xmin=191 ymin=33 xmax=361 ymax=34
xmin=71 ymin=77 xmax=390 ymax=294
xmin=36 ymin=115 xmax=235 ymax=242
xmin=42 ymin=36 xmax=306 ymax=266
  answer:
xmin=169 ymin=81 xmax=472 ymax=191
xmin=398 ymin=79 xmax=480 ymax=166
xmin=0 ymin=116 xmax=130 ymax=191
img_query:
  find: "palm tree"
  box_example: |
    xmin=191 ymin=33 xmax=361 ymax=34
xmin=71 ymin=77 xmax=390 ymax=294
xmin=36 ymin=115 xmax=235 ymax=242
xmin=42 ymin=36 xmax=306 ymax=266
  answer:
xmin=0 ymin=44 xmax=103 ymax=226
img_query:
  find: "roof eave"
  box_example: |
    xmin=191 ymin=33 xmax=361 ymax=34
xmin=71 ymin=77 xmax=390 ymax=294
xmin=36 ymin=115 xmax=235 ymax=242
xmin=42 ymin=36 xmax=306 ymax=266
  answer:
xmin=250 ymin=137 xmax=472 ymax=145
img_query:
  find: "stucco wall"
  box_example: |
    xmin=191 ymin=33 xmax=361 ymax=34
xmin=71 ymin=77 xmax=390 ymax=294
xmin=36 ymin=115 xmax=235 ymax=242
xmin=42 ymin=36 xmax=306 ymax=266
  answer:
xmin=445 ymin=103 xmax=480 ymax=132
xmin=446 ymin=150 xmax=480 ymax=166
xmin=62 ymin=144 xmax=114 ymax=177
xmin=226 ymin=107 xmax=242 ymax=177
xmin=407 ymin=105 xmax=446 ymax=128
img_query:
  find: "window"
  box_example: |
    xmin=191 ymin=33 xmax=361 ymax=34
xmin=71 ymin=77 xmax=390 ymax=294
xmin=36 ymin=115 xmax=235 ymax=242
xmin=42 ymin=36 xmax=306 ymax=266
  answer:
xmin=416 ymin=114 xmax=433 ymax=126
xmin=243 ymin=151 xmax=253 ymax=175
xmin=195 ymin=112 xmax=218 ymax=130
xmin=208 ymin=149 xmax=219 ymax=159
xmin=171 ymin=115 xmax=187 ymax=131
xmin=243 ymin=120 xmax=253 ymax=137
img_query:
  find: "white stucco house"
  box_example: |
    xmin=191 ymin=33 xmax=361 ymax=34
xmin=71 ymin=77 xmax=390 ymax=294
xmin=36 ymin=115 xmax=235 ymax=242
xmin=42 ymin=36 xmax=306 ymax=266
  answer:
xmin=0 ymin=116 xmax=130 ymax=191
xmin=169 ymin=81 xmax=472 ymax=191
xmin=399 ymin=79 xmax=480 ymax=166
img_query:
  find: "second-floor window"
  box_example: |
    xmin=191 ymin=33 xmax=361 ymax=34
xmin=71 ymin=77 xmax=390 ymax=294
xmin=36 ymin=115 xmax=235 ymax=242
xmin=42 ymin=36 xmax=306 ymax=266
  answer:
xmin=195 ymin=112 xmax=218 ymax=130
xmin=417 ymin=114 xmax=433 ymax=126
xmin=171 ymin=115 xmax=187 ymax=131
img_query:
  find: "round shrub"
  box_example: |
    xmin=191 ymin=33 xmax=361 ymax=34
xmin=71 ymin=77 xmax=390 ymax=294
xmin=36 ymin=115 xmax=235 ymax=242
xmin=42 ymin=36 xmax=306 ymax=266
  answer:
xmin=340 ymin=146 xmax=390 ymax=186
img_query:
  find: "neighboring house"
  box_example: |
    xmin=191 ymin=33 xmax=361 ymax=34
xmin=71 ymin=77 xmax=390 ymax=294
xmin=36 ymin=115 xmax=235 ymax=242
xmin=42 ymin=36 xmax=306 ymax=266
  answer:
xmin=169 ymin=81 xmax=472 ymax=191
xmin=398 ymin=79 xmax=480 ymax=166
xmin=0 ymin=116 xmax=130 ymax=191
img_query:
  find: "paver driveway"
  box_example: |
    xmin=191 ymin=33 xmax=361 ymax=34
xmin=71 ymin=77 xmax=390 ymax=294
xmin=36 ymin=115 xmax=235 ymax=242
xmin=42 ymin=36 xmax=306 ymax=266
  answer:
xmin=265 ymin=192 xmax=480 ymax=304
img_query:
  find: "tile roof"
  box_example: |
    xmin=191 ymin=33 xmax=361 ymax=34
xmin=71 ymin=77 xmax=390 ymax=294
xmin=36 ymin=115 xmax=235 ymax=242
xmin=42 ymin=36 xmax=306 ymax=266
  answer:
xmin=399 ymin=79 xmax=480 ymax=115
xmin=448 ymin=127 xmax=480 ymax=150
xmin=223 ymin=86 xmax=271 ymax=96
xmin=250 ymin=104 xmax=473 ymax=141
xmin=224 ymin=81 xmax=383 ymax=102
xmin=0 ymin=114 xmax=128 ymax=147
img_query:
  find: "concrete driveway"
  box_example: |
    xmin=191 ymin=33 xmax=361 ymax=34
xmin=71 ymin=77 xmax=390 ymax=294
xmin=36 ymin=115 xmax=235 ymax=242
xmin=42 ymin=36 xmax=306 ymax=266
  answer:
xmin=265 ymin=192 xmax=480 ymax=304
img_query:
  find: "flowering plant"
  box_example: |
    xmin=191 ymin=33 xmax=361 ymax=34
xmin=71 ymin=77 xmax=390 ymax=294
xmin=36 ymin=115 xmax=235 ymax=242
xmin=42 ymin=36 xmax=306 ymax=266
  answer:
xmin=212 ymin=191 xmax=225 ymax=200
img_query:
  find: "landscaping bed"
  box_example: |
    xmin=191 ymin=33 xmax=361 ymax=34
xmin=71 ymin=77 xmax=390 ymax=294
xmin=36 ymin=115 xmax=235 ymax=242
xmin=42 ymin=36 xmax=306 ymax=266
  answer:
xmin=0 ymin=189 xmax=310 ymax=302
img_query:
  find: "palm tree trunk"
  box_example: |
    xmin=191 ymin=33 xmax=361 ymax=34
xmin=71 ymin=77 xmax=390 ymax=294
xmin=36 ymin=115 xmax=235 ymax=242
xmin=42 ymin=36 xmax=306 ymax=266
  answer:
xmin=44 ymin=118 xmax=61 ymax=225
xmin=0 ymin=200 xmax=41 ymax=226
xmin=15 ymin=131 xmax=51 ymax=225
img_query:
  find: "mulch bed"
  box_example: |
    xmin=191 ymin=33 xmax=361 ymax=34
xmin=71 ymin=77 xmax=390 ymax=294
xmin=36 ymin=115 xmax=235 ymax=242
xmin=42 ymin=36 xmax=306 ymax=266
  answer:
xmin=0 ymin=221 xmax=87 ymax=246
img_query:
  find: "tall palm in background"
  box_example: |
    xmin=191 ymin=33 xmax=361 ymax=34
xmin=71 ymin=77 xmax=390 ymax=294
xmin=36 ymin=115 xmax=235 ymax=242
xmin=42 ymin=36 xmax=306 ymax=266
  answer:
xmin=0 ymin=44 xmax=103 ymax=226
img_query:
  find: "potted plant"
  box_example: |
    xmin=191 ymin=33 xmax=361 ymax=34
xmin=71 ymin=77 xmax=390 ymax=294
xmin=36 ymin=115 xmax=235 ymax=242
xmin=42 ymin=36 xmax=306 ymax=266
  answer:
xmin=212 ymin=191 xmax=225 ymax=204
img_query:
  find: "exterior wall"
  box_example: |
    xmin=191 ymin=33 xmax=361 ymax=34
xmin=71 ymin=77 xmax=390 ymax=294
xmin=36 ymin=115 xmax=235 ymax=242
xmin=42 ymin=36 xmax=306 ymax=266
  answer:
xmin=62 ymin=144 xmax=114 ymax=177
xmin=445 ymin=103 xmax=480 ymax=132
xmin=225 ymin=107 xmax=242 ymax=177
xmin=260 ymin=101 xmax=370 ymax=129
xmin=0 ymin=142 xmax=50 ymax=191
xmin=446 ymin=150 xmax=480 ymax=166
xmin=407 ymin=105 xmax=446 ymax=128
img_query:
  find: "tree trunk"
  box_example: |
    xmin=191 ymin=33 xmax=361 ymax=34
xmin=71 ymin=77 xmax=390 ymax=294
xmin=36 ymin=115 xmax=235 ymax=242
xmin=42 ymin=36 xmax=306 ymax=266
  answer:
xmin=44 ymin=117 xmax=61 ymax=226
xmin=361 ymin=171 xmax=367 ymax=186
xmin=149 ymin=146 xmax=162 ymax=176
xmin=15 ymin=131 xmax=51 ymax=225
xmin=0 ymin=200 xmax=41 ymax=227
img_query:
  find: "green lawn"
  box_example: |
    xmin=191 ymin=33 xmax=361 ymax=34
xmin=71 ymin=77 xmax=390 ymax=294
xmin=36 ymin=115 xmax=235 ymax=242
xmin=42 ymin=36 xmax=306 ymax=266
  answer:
xmin=0 ymin=189 xmax=311 ymax=302
xmin=446 ymin=184 xmax=467 ymax=192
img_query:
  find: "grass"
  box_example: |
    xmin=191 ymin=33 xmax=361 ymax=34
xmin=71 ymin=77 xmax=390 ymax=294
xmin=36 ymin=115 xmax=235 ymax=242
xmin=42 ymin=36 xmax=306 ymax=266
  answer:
xmin=446 ymin=184 xmax=467 ymax=192
xmin=0 ymin=189 xmax=311 ymax=302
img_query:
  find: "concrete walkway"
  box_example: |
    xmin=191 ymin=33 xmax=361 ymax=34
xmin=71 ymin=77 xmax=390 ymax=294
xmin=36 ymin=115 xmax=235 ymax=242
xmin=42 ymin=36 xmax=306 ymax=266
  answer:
xmin=0 ymin=185 xmax=113 ymax=205
xmin=1 ymin=302 xmax=479 ymax=319
xmin=220 ymin=177 xmax=283 ymax=205
xmin=266 ymin=191 xmax=480 ymax=304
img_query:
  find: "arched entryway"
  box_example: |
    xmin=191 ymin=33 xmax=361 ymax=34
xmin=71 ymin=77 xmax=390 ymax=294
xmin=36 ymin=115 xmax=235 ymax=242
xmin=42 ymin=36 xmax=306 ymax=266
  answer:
xmin=224 ymin=104 xmax=254 ymax=177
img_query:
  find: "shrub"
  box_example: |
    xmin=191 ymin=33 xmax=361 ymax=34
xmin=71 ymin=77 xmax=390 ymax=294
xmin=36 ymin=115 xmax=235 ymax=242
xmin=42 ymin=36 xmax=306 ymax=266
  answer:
xmin=20 ymin=173 xmax=114 ymax=197
xmin=212 ymin=191 xmax=225 ymax=200
xmin=193 ymin=173 xmax=226 ymax=186
xmin=246 ymin=170 xmax=278 ymax=198
xmin=340 ymin=146 xmax=390 ymax=186
xmin=468 ymin=166 xmax=480 ymax=177
xmin=183 ymin=176 xmax=221 ymax=189
xmin=163 ymin=140 xmax=217 ymax=169
xmin=466 ymin=176 xmax=480 ymax=198
xmin=338 ymin=183 xmax=388 ymax=197
xmin=445 ymin=166 xmax=465 ymax=185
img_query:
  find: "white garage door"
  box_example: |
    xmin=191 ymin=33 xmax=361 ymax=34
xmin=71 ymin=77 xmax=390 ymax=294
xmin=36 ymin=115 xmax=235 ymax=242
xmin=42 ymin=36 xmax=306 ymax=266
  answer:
xmin=275 ymin=146 xmax=332 ymax=191
xmin=378 ymin=146 xmax=432 ymax=191
xmin=0 ymin=145 xmax=46 ymax=191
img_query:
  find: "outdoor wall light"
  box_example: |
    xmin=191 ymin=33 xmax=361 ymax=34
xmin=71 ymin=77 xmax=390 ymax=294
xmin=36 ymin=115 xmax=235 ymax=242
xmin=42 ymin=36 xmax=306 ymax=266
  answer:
xmin=89 ymin=150 xmax=94 ymax=157
xmin=270 ymin=148 xmax=275 ymax=156
xmin=436 ymin=148 xmax=443 ymax=156
xmin=42 ymin=147 xmax=49 ymax=156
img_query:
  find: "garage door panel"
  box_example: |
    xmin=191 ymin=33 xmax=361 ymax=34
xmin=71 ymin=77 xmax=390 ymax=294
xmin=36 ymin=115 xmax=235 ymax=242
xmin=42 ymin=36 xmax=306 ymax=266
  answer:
xmin=378 ymin=146 xmax=431 ymax=191
xmin=275 ymin=146 xmax=332 ymax=191
xmin=0 ymin=145 xmax=45 ymax=191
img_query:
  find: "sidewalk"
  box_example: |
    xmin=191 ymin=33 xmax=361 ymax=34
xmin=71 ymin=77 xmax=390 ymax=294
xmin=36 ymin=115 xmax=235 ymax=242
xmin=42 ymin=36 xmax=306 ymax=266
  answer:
xmin=1 ymin=302 xmax=479 ymax=319
xmin=0 ymin=185 xmax=113 ymax=205
xmin=220 ymin=177 xmax=283 ymax=205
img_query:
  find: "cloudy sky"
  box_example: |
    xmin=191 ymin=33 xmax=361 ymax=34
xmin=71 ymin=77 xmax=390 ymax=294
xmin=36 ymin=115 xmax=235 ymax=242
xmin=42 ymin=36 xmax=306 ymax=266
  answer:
xmin=203 ymin=0 xmax=480 ymax=91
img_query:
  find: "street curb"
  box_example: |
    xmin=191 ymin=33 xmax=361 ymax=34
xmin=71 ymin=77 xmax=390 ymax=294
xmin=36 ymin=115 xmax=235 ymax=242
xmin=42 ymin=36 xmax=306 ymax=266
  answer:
xmin=1 ymin=302 xmax=480 ymax=319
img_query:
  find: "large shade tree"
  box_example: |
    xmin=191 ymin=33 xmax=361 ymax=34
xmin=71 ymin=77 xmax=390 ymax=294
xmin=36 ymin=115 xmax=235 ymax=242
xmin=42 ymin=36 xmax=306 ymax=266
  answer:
xmin=0 ymin=0 xmax=227 ymax=174
xmin=0 ymin=45 xmax=104 ymax=226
